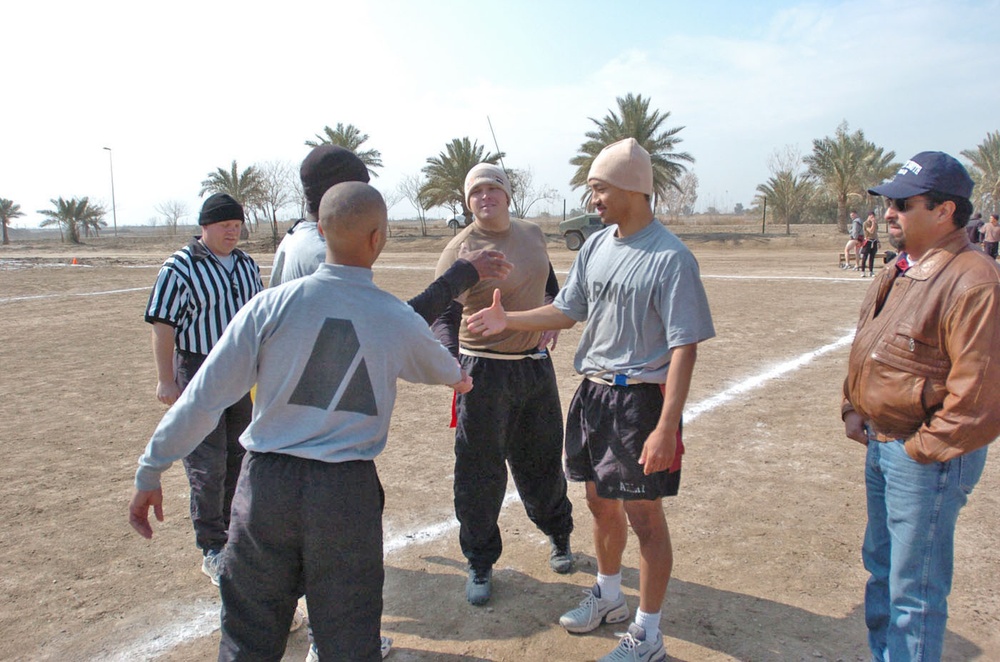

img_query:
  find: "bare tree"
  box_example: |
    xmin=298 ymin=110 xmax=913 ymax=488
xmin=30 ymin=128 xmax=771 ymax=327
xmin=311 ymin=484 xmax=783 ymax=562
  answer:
xmin=657 ymin=171 xmax=699 ymax=220
xmin=380 ymin=188 xmax=404 ymax=238
xmin=398 ymin=173 xmax=430 ymax=236
xmin=507 ymin=168 xmax=558 ymax=220
xmin=154 ymin=200 xmax=188 ymax=236
xmin=768 ymin=145 xmax=806 ymax=176
xmin=254 ymin=160 xmax=297 ymax=249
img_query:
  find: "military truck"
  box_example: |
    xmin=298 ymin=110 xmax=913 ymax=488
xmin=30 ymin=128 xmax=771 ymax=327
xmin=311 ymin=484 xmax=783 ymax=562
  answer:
xmin=558 ymin=213 xmax=605 ymax=250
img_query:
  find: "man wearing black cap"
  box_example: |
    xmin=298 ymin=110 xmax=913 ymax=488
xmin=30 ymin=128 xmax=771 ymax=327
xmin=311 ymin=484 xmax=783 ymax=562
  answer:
xmin=272 ymin=146 xmax=512 ymax=325
xmin=842 ymin=151 xmax=1000 ymax=660
xmin=145 ymin=192 xmax=263 ymax=585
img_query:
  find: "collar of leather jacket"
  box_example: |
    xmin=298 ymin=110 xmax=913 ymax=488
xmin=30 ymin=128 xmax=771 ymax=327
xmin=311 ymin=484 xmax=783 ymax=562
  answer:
xmin=902 ymin=229 xmax=973 ymax=282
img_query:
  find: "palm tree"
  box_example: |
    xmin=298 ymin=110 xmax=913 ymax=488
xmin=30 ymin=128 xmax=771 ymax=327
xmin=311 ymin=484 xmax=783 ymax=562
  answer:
xmin=1 ymin=198 xmax=25 ymax=245
xmin=37 ymin=197 xmax=105 ymax=244
xmin=569 ymin=93 xmax=694 ymax=208
xmin=961 ymin=131 xmax=1000 ymax=215
xmin=305 ymin=123 xmax=383 ymax=177
xmin=78 ymin=200 xmax=108 ymax=238
xmin=420 ymin=138 xmax=503 ymax=219
xmin=805 ymin=121 xmax=897 ymax=233
xmin=200 ymin=160 xmax=264 ymax=207
xmin=756 ymin=171 xmax=816 ymax=226
xmin=200 ymin=160 xmax=264 ymax=235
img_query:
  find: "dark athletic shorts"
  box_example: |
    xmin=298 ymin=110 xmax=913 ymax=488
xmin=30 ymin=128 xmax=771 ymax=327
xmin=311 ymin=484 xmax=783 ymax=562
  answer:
xmin=565 ymin=379 xmax=682 ymax=500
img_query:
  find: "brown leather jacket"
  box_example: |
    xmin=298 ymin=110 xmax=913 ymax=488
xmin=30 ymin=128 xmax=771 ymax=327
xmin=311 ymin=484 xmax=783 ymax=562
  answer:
xmin=842 ymin=228 xmax=1000 ymax=463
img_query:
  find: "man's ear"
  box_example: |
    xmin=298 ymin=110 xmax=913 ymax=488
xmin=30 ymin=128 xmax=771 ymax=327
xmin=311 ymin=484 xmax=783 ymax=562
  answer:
xmin=936 ymin=200 xmax=957 ymax=225
xmin=317 ymin=222 xmax=325 ymax=238
xmin=370 ymin=227 xmax=383 ymax=252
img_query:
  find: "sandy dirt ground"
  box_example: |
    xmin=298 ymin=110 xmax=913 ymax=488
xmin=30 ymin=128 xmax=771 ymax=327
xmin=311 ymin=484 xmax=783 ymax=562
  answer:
xmin=1 ymin=224 xmax=998 ymax=661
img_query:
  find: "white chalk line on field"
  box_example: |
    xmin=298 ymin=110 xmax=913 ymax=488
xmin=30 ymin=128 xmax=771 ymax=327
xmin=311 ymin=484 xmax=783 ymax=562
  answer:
xmin=0 ymin=269 xmax=865 ymax=304
xmin=111 ymin=330 xmax=857 ymax=659
xmin=0 ymin=286 xmax=149 ymax=303
xmin=683 ymin=329 xmax=856 ymax=423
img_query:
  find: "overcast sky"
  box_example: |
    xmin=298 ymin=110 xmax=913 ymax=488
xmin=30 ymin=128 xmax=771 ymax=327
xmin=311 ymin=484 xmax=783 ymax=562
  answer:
xmin=3 ymin=0 xmax=999 ymax=229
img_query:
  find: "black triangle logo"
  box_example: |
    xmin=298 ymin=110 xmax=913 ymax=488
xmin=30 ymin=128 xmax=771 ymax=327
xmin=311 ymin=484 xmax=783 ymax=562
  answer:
xmin=288 ymin=318 xmax=377 ymax=416
xmin=336 ymin=357 xmax=378 ymax=416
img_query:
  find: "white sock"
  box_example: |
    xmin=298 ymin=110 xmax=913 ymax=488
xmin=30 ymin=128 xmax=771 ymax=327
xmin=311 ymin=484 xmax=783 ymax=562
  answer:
xmin=635 ymin=609 xmax=662 ymax=640
xmin=596 ymin=572 xmax=621 ymax=601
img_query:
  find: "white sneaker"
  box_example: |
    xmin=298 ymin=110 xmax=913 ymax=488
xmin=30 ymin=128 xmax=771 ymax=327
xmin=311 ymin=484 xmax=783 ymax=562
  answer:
xmin=201 ymin=550 xmax=221 ymax=587
xmin=305 ymin=635 xmax=393 ymax=660
xmin=559 ymin=584 xmax=629 ymax=633
xmin=599 ymin=623 xmax=666 ymax=662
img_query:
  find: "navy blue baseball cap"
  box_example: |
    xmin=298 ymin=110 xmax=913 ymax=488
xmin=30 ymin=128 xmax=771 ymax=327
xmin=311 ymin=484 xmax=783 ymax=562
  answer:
xmin=868 ymin=151 xmax=974 ymax=200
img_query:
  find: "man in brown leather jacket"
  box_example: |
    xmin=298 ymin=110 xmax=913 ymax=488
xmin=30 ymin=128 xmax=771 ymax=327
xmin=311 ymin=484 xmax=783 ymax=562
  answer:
xmin=842 ymin=151 xmax=1000 ymax=661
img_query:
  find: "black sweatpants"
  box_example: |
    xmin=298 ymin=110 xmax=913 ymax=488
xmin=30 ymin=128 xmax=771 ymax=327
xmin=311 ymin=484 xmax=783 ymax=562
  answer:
xmin=176 ymin=350 xmax=251 ymax=554
xmin=453 ymin=352 xmax=573 ymax=570
xmin=218 ymin=453 xmax=385 ymax=662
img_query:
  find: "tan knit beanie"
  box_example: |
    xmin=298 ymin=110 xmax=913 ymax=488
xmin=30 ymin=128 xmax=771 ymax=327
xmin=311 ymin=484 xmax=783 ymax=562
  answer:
xmin=464 ymin=163 xmax=512 ymax=208
xmin=587 ymin=138 xmax=653 ymax=195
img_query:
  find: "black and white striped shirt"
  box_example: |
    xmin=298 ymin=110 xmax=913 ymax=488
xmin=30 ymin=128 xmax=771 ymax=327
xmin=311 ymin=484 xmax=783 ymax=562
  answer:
xmin=145 ymin=238 xmax=263 ymax=355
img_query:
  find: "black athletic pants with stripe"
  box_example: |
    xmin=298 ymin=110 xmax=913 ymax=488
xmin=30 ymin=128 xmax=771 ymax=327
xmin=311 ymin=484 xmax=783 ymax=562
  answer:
xmin=454 ymin=353 xmax=573 ymax=571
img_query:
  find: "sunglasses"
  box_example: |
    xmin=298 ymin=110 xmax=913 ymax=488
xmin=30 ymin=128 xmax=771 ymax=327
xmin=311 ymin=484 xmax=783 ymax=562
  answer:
xmin=886 ymin=196 xmax=934 ymax=213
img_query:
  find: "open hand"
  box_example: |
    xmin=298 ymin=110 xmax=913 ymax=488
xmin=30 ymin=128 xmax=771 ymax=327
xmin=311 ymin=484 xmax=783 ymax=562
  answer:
xmin=537 ymin=329 xmax=559 ymax=352
xmin=459 ymin=244 xmax=513 ymax=281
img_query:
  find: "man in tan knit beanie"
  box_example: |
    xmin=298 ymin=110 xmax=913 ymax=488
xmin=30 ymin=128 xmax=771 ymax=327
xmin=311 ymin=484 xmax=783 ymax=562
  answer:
xmin=432 ymin=161 xmax=575 ymax=607
xmin=466 ymin=138 xmax=714 ymax=661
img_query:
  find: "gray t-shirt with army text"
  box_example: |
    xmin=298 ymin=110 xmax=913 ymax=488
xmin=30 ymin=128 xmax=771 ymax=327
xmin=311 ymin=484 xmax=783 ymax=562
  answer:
xmin=553 ymin=220 xmax=715 ymax=383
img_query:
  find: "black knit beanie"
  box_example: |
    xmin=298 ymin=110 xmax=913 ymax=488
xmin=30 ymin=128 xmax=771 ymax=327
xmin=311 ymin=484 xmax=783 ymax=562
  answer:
xmin=300 ymin=145 xmax=370 ymax=215
xmin=199 ymin=193 xmax=245 ymax=225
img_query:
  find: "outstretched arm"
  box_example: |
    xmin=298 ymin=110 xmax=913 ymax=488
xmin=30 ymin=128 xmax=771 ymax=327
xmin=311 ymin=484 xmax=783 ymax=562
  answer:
xmin=466 ymin=289 xmax=576 ymax=336
xmin=408 ymin=248 xmax=513 ymax=324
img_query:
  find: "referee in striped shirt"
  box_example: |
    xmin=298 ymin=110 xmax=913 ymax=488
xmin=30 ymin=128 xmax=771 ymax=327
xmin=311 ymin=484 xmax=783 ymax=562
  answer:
xmin=144 ymin=192 xmax=263 ymax=585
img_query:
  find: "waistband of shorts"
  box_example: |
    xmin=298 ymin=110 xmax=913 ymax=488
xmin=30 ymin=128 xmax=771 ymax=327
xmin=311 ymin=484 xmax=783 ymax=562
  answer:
xmin=459 ymin=347 xmax=549 ymax=361
xmin=585 ymin=373 xmax=646 ymax=387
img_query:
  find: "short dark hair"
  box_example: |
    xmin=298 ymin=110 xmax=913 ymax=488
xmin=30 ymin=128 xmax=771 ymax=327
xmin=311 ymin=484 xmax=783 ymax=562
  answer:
xmin=923 ymin=191 xmax=973 ymax=228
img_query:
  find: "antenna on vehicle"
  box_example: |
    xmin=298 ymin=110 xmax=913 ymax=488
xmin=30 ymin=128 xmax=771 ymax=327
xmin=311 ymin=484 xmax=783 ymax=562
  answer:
xmin=486 ymin=116 xmax=508 ymax=175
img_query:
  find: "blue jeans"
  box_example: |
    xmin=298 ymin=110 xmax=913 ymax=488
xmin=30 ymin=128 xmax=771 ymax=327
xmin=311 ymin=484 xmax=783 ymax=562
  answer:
xmin=863 ymin=439 xmax=988 ymax=661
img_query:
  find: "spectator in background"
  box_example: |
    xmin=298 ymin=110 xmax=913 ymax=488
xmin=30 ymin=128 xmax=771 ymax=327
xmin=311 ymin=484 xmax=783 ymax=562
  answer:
xmin=842 ymin=210 xmax=864 ymax=269
xmin=965 ymin=211 xmax=984 ymax=247
xmin=982 ymin=213 xmax=1000 ymax=259
xmin=859 ymin=211 xmax=880 ymax=278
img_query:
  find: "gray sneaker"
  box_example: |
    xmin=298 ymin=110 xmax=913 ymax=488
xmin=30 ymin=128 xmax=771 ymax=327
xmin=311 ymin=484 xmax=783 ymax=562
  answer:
xmin=599 ymin=623 xmax=666 ymax=662
xmin=559 ymin=584 xmax=629 ymax=633
xmin=549 ymin=534 xmax=574 ymax=574
xmin=465 ymin=566 xmax=492 ymax=606
xmin=201 ymin=549 xmax=221 ymax=586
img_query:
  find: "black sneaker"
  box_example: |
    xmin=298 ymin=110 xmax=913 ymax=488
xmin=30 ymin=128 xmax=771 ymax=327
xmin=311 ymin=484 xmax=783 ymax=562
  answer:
xmin=549 ymin=534 xmax=574 ymax=574
xmin=466 ymin=566 xmax=492 ymax=606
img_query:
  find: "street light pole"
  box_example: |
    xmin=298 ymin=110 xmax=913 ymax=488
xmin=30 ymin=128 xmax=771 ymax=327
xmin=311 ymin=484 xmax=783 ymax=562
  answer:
xmin=102 ymin=146 xmax=118 ymax=237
